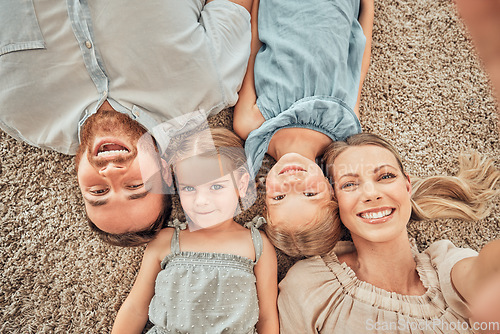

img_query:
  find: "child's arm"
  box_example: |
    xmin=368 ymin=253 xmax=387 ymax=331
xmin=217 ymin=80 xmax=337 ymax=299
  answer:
xmin=254 ymin=233 xmax=279 ymax=334
xmin=451 ymin=239 xmax=500 ymax=332
xmin=354 ymin=0 xmax=374 ymax=117
xmin=111 ymin=230 xmax=171 ymax=334
xmin=233 ymin=0 xmax=265 ymax=140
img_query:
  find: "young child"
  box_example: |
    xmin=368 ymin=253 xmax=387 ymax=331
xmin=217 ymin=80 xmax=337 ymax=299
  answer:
xmin=111 ymin=128 xmax=279 ymax=334
xmin=233 ymin=0 xmax=374 ymax=235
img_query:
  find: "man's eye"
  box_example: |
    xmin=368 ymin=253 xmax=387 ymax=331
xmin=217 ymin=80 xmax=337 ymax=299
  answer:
xmin=90 ymin=188 xmax=109 ymax=195
xmin=303 ymin=192 xmax=318 ymax=197
xmin=211 ymin=184 xmax=223 ymax=190
xmin=128 ymin=183 xmax=144 ymax=189
xmin=272 ymin=195 xmax=285 ymax=201
xmin=181 ymin=186 xmax=195 ymax=192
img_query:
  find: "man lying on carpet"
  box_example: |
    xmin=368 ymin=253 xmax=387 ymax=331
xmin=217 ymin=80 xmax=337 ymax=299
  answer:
xmin=0 ymin=0 xmax=253 ymax=244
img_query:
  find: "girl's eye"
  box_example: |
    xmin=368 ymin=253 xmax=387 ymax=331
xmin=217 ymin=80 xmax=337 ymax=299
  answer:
xmin=210 ymin=184 xmax=223 ymax=190
xmin=181 ymin=186 xmax=195 ymax=192
xmin=380 ymin=173 xmax=396 ymax=180
xmin=272 ymin=194 xmax=285 ymax=201
xmin=127 ymin=183 xmax=144 ymax=190
xmin=90 ymin=188 xmax=109 ymax=195
xmin=303 ymin=192 xmax=318 ymax=197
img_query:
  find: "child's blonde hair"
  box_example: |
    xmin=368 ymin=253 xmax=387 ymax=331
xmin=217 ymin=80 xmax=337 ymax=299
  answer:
xmin=265 ymin=133 xmax=499 ymax=257
xmin=166 ymin=127 xmax=247 ymax=173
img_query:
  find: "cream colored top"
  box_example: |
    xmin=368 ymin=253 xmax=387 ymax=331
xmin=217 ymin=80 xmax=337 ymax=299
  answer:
xmin=278 ymin=240 xmax=478 ymax=333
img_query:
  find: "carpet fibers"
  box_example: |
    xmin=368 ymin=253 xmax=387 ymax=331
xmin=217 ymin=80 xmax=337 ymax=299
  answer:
xmin=1 ymin=0 xmax=499 ymax=332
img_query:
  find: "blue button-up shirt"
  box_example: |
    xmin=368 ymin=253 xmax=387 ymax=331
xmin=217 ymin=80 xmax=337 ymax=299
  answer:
xmin=0 ymin=0 xmax=250 ymax=154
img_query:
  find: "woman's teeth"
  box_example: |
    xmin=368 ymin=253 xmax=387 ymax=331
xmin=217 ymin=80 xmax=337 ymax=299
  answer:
xmin=360 ymin=209 xmax=392 ymax=219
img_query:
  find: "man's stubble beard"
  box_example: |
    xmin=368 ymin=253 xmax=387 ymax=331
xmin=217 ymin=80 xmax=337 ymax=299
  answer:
xmin=75 ymin=109 xmax=147 ymax=170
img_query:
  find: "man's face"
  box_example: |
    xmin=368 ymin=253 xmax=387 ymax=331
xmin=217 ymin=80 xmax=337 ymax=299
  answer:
xmin=75 ymin=103 xmax=166 ymax=234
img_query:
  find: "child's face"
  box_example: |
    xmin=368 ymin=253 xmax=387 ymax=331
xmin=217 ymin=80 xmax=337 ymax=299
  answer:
xmin=265 ymin=153 xmax=332 ymax=229
xmin=175 ymin=156 xmax=249 ymax=229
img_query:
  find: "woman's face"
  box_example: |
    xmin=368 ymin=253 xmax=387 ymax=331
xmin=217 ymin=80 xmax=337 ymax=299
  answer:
xmin=331 ymin=145 xmax=412 ymax=244
xmin=265 ymin=153 xmax=332 ymax=228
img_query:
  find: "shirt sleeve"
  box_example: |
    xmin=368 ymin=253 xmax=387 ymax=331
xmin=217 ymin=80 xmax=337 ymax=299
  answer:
xmin=278 ymin=257 xmax=336 ymax=334
xmin=200 ymin=0 xmax=251 ymax=108
xmin=425 ymin=240 xmax=478 ymax=319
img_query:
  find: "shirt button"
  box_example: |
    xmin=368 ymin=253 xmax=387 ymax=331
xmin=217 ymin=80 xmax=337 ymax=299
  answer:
xmin=85 ymin=41 xmax=92 ymax=49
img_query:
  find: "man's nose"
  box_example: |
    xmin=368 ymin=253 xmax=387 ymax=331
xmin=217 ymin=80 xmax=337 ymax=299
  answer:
xmin=99 ymin=163 xmax=127 ymax=177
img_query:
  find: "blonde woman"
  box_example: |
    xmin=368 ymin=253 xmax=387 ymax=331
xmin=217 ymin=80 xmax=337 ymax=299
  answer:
xmin=276 ymin=133 xmax=500 ymax=333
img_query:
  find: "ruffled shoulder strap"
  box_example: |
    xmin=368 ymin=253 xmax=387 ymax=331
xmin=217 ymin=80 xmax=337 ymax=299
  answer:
xmin=166 ymin=219 xmax=187 ymax=254
xmin=244 ymin=216 xmax=267 ymax=263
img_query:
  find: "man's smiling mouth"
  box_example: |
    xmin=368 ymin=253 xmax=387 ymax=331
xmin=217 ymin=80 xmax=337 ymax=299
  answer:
xmin=96 ymin=142 xmax=130 ymax=157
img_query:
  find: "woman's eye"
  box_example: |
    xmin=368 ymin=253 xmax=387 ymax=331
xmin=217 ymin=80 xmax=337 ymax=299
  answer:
xmin=340 ymin=182 xmax=357 ymax=190
xmin=272 ymin=194 xmax=285 ymax=201
xmin=128 ymin=183 xmax=144 ymax=189
xmin=303 ymin=192 xmax=318 ymax=197
xmin=90 ymin=188 xmax=108 ymax=195
xmin=182 ymin=186 xmax=195 ymax=192
xmin=380 ymin=173 xmax=396 ymax=180
xmin=211 ymin=184 xmax=223 ymax=190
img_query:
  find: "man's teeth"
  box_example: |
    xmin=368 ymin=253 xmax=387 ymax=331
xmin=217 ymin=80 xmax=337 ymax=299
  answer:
xmin=97 ymin=150 xmax=128 ymax=157
xmin=360 ymin=209 xmax=392 ymax=219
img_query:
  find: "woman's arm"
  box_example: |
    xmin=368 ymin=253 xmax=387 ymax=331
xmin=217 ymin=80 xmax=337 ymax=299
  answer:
xmin=233 ymin=0 xmax=265 ymax=140
xmin=451 ymin=239 xmax=500 ymax=331
xmin=111 ymin=230 xmax=171 ymax=334
xmin=254 ymin=233 xmax=279 ymax=334
xmin=354 ymin=0 xmax=374 ymax=117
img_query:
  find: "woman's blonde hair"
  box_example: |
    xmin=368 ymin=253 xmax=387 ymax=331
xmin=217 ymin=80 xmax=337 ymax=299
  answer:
xmin=324 ymin=132 xmax=500 ymax=221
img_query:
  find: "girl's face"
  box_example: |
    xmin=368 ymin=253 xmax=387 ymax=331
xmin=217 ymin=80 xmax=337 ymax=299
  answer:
xmin=332 ymin=145 xmax=412 ymax=244
xmin=175 ymin=156 xmax=249 ymax=230
xmin=265 ymin=153 xmax=332 ymax=229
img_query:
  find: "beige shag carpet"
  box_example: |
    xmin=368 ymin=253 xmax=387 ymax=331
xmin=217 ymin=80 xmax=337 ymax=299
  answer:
xmin=1 ymin=0 xmax=499 ymax=332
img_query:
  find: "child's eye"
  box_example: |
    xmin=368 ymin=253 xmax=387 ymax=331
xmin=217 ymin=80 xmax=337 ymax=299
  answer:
xmin=90 ymin=188 xmax=109 ymax=195
xmin=272 ymin=194 xmax=285 ymax=201
xmin=303 ymin=192 xmax=318 ymax=197
xmin=380 ymin=173 xmax=396 ymax=180
xmin=127 ymin=183 xmax=144 ymax=190
xmin=181 ymin=186 xmax=195 ymax=192
xmin=211 ymin=184 xmax=223 ymax=190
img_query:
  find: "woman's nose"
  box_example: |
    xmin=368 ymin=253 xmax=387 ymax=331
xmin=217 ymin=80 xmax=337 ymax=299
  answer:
xmin=361 ymin=182 xmax=382 ymax=202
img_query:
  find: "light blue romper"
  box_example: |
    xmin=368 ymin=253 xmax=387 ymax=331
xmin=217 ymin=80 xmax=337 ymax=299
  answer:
xmin=148 ymin=221 xmax=263 ymax=334
xmin=245 ymin=0 xmax=366 ymax=176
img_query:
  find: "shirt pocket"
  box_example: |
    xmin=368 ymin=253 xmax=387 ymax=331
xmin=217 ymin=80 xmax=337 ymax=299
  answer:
xmin=0 ymin=0 xmax=45 ymax=56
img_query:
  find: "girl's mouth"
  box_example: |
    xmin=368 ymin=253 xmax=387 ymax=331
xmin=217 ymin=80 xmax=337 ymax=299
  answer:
xmin=279 ymin=165 xmax=306 ymax=175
